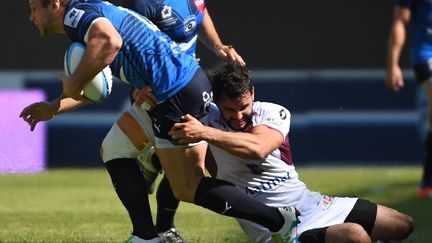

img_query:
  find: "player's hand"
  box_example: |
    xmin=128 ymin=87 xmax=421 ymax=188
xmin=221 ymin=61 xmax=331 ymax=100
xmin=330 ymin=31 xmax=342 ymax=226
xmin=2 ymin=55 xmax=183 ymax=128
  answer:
xmin=168 ymin=114 xmax=205 ymax=143
xmin=385 ymin=66 xmax=404 ymax=92
xmin=19 ymin=102 xmax=55 ymax=131
xmin=60 ymin=73 xmax=85 ymax=101
xmin=217 ymin=44 xmax=246 ymax=66
xmin=133 ymin=86 xmax=158 ymax=110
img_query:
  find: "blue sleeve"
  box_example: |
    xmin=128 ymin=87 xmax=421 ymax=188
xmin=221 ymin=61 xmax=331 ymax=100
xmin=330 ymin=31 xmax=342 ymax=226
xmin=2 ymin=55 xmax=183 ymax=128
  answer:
xmin=122 ymin=0 xmax=159 ymax=20
xmin=64 ymin=4 xmax=105 ymax=42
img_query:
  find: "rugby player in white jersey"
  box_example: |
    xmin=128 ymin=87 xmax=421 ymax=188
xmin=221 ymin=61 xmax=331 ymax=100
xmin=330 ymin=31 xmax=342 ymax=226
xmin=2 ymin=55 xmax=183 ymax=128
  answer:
xmin=167 ymin=61 xmax=414 ymax=243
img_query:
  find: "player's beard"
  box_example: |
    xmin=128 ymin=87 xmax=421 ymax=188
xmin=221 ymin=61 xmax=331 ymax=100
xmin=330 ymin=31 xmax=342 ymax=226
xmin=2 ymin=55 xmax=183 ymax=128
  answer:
xmin=226 ymin=115 xmax=252 ymax=131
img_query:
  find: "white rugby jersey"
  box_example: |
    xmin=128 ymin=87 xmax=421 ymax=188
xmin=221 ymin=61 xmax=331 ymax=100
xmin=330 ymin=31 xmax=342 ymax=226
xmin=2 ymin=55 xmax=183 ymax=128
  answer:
xmin=205 ymin=102 xmax=306 ymax=197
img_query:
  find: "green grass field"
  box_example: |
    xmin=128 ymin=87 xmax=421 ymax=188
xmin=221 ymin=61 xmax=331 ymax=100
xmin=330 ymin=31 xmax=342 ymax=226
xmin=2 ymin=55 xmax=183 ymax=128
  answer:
xmin=0 ymin=166 xmax=431 ymax=243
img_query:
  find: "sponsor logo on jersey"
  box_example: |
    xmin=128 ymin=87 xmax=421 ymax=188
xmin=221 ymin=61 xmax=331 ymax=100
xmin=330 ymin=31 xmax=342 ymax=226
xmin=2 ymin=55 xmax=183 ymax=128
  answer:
xmin=183 ymin=16 xmax=197 ymax=36
xmin=202 ymin=91 xmax=213 ymax=103
xmin=245 ymin=172 xmax=291 ymax=195
xmin=321 ymin=195 xmax=334 ymax=209
xmin=280 ymin=109 xmax=287 ymax=120
xmin=64 ymin=8 xmax=84 ymax=28
xmin=202 ymin=91 xmax=213 ymax=112
xmin=194 ymin=0 xmax=205 ymax=12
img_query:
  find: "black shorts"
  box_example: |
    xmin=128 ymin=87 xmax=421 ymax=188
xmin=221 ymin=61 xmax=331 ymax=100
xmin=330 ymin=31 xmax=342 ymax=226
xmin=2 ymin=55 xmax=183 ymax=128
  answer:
xmin=298 ymin=199 xmax=377 ymax=243
xmin=149 ymin=68 xmax=212 ymax=140
xmin=414 ymin=61 xmax=432 ymax=84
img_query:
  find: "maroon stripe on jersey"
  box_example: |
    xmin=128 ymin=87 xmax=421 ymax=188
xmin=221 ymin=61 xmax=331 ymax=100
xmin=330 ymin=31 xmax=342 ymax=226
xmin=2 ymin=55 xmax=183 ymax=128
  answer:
xmin=279 ymin=136 xmax=293 ymax=165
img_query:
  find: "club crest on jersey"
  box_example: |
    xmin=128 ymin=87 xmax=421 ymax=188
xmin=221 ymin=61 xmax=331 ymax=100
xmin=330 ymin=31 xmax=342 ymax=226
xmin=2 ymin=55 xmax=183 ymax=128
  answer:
xmin=161 ymin=5 xmax=172 ymax=18
xmin=183 ymin=16 xmax=197 ymax=36
xmin=64 ymin=8 xmax=84 ymax=28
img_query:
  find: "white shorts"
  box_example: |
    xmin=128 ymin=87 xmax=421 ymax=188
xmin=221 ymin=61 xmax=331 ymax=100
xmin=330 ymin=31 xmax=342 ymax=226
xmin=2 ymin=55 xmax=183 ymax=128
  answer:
xmin=235 ymin=179 xmax=358 ymax=242
xmin=101 ymin=104 xmax=155 ymax=163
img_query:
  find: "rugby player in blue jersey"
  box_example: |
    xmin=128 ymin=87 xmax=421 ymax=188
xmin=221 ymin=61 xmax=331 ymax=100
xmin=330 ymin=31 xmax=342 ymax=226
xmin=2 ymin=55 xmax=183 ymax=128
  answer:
xmin=21 ymin=0 xmax=298 ymax=242
xmin=99 ymin=0 xmax=245 ymax=241
xmin=386 ymin=0 xmax=432 ymax=198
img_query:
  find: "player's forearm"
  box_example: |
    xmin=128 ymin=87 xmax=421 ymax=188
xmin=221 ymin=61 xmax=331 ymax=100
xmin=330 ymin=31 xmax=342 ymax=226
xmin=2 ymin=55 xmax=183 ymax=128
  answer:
xmin=387 ymin=21 xmax=406 ymax=69
xmin=198 ymin=8 xmax=224 ymax=55
xmin=50 ymin=94 xmax=88 ymax=115
xmin=202 ymin=126 xmax=266 ymax=159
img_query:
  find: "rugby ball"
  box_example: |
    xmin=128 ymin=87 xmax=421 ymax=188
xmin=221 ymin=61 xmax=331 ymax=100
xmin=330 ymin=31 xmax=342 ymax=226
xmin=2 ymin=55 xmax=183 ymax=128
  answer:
xmin=64 ymin=42 xmax=113 ymax=103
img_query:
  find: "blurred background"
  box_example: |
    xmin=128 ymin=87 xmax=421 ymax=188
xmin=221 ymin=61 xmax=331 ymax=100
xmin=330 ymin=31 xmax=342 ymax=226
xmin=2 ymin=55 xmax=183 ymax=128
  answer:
xmin=0 ymin=0 xmax=422 ymax=169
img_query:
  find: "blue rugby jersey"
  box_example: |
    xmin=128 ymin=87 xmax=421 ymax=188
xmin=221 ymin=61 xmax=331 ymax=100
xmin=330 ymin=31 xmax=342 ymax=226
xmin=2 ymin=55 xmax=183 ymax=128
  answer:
xmin=63 ymin=0 xmax=199 ymax=102
xmin=122 ymin=0 xmax=205 ymax=56
xmin=396 ymin=0 xmax=432 ymax=64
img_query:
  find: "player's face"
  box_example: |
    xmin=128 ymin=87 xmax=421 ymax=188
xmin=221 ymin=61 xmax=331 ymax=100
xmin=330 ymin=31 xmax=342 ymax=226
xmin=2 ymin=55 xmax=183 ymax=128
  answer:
xmin=218 ymin=90 xmax=254 ymax=131
xmin=28 ymin=0 xmax=56 ymax=37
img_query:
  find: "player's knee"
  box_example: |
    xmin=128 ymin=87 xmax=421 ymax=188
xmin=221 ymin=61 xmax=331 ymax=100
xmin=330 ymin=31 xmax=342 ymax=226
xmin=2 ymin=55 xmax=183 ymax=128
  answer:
xmin=169 ymin=176 xmax=203 ymax=203
xmin=169 ymin=183 xmax=196 ymax=203
xmin=100 ymin=123 xmax=142 ymax=163
xmin=397 ymin=214 xmax=414 ymax=239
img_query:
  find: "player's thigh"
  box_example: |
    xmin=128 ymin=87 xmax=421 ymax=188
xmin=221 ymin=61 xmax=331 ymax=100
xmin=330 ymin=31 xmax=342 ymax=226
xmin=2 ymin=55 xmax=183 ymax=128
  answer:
xmin=116 ymin=106 xmax=154 ymax=150
xmin=370 ymin=205 xmax=413 ymax=240
xmin=155 ymin=143 xmax=207 ymax=202
xmin=101 ymin=122 xmax=140 ymax=162
xmin=101 ymin=105 xmax=154 ymax=162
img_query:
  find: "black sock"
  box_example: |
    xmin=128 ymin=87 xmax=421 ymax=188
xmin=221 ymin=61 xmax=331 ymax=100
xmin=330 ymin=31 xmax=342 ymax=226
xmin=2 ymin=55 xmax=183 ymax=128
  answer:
xmin=421 ymin=132 xmax=432 ymax=188
xmin=194 ymin=177 xmax=284 ymax=232
xmin=105 ymin=158 xmax=157 ymax=239
xmin=155 ymin=175 xmax=180 ymax=233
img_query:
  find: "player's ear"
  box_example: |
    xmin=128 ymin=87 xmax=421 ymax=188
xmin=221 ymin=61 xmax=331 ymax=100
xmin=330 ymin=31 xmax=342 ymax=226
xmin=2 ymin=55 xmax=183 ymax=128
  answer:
xmin=51 ymin=0 xmax=61 ymax=10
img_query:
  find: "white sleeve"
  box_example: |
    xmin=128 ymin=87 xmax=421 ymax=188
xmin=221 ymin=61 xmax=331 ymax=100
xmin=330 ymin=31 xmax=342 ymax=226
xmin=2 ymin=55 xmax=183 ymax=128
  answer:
xmin=254 ymin=103 xmax=291 ymax=138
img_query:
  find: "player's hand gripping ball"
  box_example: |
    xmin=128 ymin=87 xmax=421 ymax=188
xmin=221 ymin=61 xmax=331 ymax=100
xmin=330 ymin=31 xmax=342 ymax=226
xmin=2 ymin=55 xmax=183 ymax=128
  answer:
xmin=64 ymin=42 xmax=113 ymax=103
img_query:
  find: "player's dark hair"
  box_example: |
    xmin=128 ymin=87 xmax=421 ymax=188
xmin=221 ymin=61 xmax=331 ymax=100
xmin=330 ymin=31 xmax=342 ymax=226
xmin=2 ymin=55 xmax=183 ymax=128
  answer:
xmin=209 ymin=61 xmax=253 ymax=103
xmin=41 ymin=0 xmax=69 ymax=8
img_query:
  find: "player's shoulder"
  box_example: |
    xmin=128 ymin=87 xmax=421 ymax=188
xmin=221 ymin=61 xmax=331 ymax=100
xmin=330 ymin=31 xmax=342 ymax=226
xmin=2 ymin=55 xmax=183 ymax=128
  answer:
xmin=252 ymin=101 xmax=291 ymax=122
xmin=253 ymin=101 xmax=290 ymax=115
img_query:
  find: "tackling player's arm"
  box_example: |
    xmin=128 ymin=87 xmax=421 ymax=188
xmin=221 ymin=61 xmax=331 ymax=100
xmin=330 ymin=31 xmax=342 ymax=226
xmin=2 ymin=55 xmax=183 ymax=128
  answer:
xmin=63 ymin=18 xmax=122 ymax=100
xmin=385 ymin=5 xmax=411 ymax=92
xmin=169 ymin=114 xmax=283 ymax=160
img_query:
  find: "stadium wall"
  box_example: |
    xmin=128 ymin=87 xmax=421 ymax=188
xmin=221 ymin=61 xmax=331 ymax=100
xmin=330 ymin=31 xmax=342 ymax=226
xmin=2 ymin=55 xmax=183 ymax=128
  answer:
xmin=3 ymin=0 xmax=406 ymax=70
xmin=0 ymin=70 xmax=423 ymax=167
